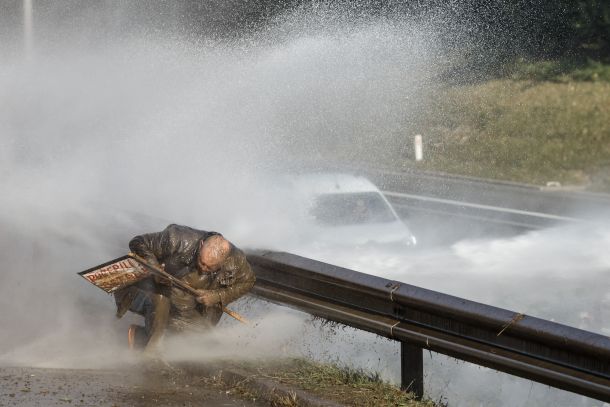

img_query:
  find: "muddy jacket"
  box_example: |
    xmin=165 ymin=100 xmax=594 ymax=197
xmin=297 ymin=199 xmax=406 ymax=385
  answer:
xmin=117 ymin=224 xmax=255 ymax=330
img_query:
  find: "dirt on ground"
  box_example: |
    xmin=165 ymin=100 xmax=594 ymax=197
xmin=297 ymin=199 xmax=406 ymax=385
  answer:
xmin=0 ymin=364 xmax=265 ymax=407
xmin=0 ymin=358 xmax=439 ymax=407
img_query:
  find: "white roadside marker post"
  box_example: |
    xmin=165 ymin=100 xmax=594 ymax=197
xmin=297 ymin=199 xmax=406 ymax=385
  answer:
xmin=414 ymin=134 xmax=423 ymax=162
xmin=24 ymin=0 xmax=33 ymax=59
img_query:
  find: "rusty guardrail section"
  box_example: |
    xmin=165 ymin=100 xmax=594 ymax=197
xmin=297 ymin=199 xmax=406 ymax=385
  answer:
xmin=246 ymin=251 xmax=610 ymax=402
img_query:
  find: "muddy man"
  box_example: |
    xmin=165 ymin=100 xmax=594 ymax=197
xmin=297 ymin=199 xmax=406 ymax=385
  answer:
xmin=114 ymin=224 xmax=256 ymax=354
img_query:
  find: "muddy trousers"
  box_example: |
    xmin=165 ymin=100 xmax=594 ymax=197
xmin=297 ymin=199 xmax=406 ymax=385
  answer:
xmin=128 ymin=289 xmax=170 ymax=350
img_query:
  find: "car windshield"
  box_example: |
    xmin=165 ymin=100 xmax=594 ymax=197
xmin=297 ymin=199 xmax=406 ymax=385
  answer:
xmin=310 ymin=192 xmax=397 ymax=226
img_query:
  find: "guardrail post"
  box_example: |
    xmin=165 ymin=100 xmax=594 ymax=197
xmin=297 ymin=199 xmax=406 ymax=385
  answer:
xmin=401 ymin=341 xmax=424 ymax=399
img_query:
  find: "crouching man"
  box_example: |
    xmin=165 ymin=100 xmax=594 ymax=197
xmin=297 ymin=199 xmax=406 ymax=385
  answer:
xmin=114 ymin=224 xmax=255 ymax=353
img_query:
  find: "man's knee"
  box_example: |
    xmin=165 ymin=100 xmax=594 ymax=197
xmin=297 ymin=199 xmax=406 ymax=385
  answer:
xmin=129 ymin=290 xmax=152 ymax=315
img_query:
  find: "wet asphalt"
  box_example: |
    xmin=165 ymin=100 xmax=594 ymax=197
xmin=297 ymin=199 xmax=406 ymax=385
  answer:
xmin=0 ymin=365 xmax=266 ymax=407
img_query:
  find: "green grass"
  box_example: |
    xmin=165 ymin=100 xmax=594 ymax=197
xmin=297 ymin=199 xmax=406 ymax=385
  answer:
xmin=221 ymin=358 xmax=439 ymax=407
xmin=383 ymin=74 xmax=610 ymax=191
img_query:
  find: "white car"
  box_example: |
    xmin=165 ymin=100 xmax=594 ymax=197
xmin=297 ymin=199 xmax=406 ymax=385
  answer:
xmin=289 ymin=173 xmax=417 ymax=248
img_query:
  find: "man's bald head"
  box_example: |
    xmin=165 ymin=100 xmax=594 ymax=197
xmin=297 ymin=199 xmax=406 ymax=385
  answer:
xmin=198 ymin=235 xmax=231 ymax=273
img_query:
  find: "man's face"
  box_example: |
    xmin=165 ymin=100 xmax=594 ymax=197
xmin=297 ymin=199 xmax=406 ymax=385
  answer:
xmin=198 ymin=249 xmax=222 ymax=273
xmin=197 ymin=235 xmax=230 ymax=273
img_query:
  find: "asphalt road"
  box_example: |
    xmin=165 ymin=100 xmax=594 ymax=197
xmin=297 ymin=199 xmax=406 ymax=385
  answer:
xmin=0 ymin=365 xmax=265 ymax=407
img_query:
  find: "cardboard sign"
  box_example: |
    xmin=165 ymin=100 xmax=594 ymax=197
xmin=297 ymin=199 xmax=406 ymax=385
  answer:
xmin=79 ymin=255 xmax=149 ymax=293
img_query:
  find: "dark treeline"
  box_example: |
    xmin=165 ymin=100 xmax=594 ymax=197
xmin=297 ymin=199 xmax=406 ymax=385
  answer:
xmin=3 ymin=1 xmax=607 ymax=64
xmin=435 ymin=0 xmax=610 ymax=62
xmin=183 ymin=0 xmax=610 ymax=61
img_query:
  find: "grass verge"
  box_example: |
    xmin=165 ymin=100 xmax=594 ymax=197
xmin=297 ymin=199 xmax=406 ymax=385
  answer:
xmin=201 ymin=358 xmax=439 ymax=407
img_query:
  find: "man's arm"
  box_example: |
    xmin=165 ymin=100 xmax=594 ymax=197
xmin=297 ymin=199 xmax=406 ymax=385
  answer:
xmin=115 ymin=226 xmax=175 ymax=319
xmin=129 ymin=224 xmax=184 ymax=268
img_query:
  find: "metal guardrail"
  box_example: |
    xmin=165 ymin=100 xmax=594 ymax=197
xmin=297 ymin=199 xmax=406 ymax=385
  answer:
xmin=247 ymin=251 xmax=610 ymax=402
